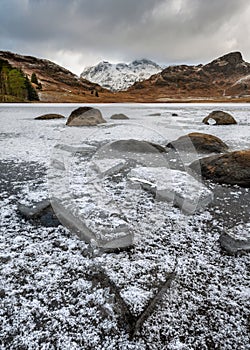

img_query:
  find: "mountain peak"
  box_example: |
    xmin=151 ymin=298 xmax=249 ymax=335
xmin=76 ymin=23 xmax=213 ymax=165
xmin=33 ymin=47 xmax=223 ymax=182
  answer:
xmin=204 ymin=51 xmax=245 ymax=70
xmin=219 ymin=51 xmax=243 ymax=64
xmin=80 ymin=59 xmax=162 ymax=91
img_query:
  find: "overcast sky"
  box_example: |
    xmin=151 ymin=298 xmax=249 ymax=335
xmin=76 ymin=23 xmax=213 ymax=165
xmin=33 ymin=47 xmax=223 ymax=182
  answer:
xmin=1 ymin=0 xmax=250 ymax=75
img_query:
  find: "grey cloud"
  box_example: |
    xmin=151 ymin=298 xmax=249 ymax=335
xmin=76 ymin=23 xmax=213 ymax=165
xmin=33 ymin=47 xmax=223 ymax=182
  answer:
xmin=0 ymin=0 xmax=250 ymax=73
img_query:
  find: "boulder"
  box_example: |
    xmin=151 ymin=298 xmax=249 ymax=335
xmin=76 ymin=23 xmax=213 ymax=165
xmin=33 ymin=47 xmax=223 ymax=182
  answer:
xmin=202 ymin=110 xmax=237 ymax=125
xmin=35 ymin=113 xmax=65 ymax=120
xmin=190 ymin=150 xmax=250 ymax=187
xmin=110 ymin=113 xmax=129 ymax=120
xmin=66 ymin=107 xmax=106 ymax=126
xmin=167 ymin=132 xmax=229 ymax=154
xmin=94 ymin=139 xmax=167 ymax=169
xmin=103 ymin=139 xmax=166 ymax=154
xmin=219 ymin=223 xmax=250 ymax=253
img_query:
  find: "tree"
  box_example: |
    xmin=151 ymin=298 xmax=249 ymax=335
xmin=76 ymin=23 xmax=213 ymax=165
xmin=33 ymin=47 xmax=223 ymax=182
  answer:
xmin=25 ymin=76 xmax=39 ymax=101
xmin=31 ymin=72 xmax=39 ymax=85
xmin=0 ymin=59 xmax=39 ymax=101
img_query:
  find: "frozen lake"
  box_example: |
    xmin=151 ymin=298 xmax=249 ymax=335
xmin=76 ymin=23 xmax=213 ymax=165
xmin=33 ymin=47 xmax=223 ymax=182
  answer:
xmin=0 ymin=103 xmax=250 ymax=163
xmin=0 ymin=103 xmax=249 ymax=350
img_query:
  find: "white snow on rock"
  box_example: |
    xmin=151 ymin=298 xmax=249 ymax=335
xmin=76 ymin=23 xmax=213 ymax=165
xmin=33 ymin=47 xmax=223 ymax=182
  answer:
xmin=128 ymin=167 xmax=213 ymax=214
xmin=80 ymin=59 xmax=162 ymax=91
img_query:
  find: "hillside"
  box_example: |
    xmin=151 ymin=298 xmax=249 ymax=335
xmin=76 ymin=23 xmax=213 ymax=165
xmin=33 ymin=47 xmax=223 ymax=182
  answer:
xmin=123 ymin=52 xmax=250 ymax=102
xmin=0 ymin=59 xmax=39 ymax=102
xmin=1 ymin=51 xmax=250 ymax=102
xmin=80 ymin=59 xmax=162 ymax=91
xmin=0 ymin=51 xmax=112 ymax=102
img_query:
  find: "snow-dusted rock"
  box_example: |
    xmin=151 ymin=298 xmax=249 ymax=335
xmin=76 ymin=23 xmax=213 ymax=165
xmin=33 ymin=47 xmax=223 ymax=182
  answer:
xmin=80 ymin=59 xmax=162 ymax=91
xmin=34 ymin=113 xmax=65 ymax=120
xmin=110 ymin=113 xmax=129 ymax=120
xmin=167 ymin=132 xmax=229 ymax=154
xmin=202 ymin=110 xmax=237 ymax=125
xmin=190 ymin=150 xmax=250 ymax=187
xmin=66 ymin=107 xmax=106 ymax=126
xmin=128 ymin=167 xmax=213 ymax=214
xmin=219 ymin=223 xmax=250 ymax=253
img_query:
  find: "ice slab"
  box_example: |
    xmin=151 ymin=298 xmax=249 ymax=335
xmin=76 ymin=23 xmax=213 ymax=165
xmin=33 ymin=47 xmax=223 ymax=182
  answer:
xmin=54 ymin=143 xmax=96 ymax=153
xmin=48 ymin=153 xmax=134 ymax=250
xmin=91 ymin=158 xmax=127 ymax=177
xmin=220 ymin=223 xmax=250 ymax=253
xmin=128 ymin=167 xmax=213 ymax=214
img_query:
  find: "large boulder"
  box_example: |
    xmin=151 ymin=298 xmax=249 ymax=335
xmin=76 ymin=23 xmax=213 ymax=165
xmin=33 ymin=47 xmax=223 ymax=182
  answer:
xmin=202 ymin=110 xmax=237 ymax=125
xmin=166 ymin=132 xmax=229 ymax=154
xmin=66 ymin=107 xmax=106 ymax=126
xmin=110 ymin=113 xmax=129 ymax=120
xmin=219 ymin=223 xmax=250 ymax=253
xmin=93 ymin=139 xmax=167 ymax=169
xmin=103 ymin=139 xmax=166 ymax=154
xmin=35 ymin=113 xmax=65 ymax=120
xmin=190 ymin=150 xmax=250 ymax=187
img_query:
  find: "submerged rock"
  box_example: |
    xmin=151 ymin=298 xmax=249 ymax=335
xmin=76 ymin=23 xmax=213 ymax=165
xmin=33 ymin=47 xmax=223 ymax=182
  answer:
xmin=219 ymin=223 xmax=250 ymax=253
xmin=35 ymin=113 xmax=65 ymax=120
xmin=167 ymin=132 xmax=229 ymax=154
xmin=149 ymin=113 xmax=161 ymax=116
xmin=66 ymin=107 xmax=106 ymax=126
xmin=94 ymin=139 xmax=167 ymax=168
xmin=18 ymin=199 xmax=60 ymax=227
xmin=102 ymin=139 xmax=166 ymax=154
xmin=202 ymin=110 xmax=237 ymax=125
xmin=190 ymin=150 xmax=250 ymax=187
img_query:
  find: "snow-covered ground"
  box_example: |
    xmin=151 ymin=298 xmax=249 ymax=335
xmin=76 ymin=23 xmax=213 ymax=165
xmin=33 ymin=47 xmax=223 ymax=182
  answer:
xmin=0 ymin=103 xmax=249 ymax=349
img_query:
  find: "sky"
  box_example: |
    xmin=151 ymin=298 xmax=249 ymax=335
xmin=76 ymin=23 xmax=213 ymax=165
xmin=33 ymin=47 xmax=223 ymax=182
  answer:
xmin=1 ymin=0 xmax=250 ymax=75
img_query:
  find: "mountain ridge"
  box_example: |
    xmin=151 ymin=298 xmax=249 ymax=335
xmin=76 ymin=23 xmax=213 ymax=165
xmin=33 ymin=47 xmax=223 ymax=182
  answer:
xmin=80 ymin=59 xmax=162 ymax=91
xmin=126 ymin=51 xmax=250 ymax=101
xmin=1 ymin=50 xmax=250 ymax=102
xmin=0 ymin=50 xmax=111 ymax=102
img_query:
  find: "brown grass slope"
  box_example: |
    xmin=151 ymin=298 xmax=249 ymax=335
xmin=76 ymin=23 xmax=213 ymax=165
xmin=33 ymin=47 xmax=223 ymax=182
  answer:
xmin=0 ymin=51 xmax=113 ymax=102
xmin=1 ymin=51 xmax=250 ymax=102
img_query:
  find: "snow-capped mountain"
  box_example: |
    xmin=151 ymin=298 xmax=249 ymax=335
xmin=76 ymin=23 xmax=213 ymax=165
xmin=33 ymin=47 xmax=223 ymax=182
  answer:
xmin=80 ymin=59 xmax=162 ymax=91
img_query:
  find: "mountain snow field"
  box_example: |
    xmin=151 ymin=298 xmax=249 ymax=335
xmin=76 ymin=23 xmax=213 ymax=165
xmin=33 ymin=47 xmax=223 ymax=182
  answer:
xmin=80 ymin=59 xmax=162 ymax=91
